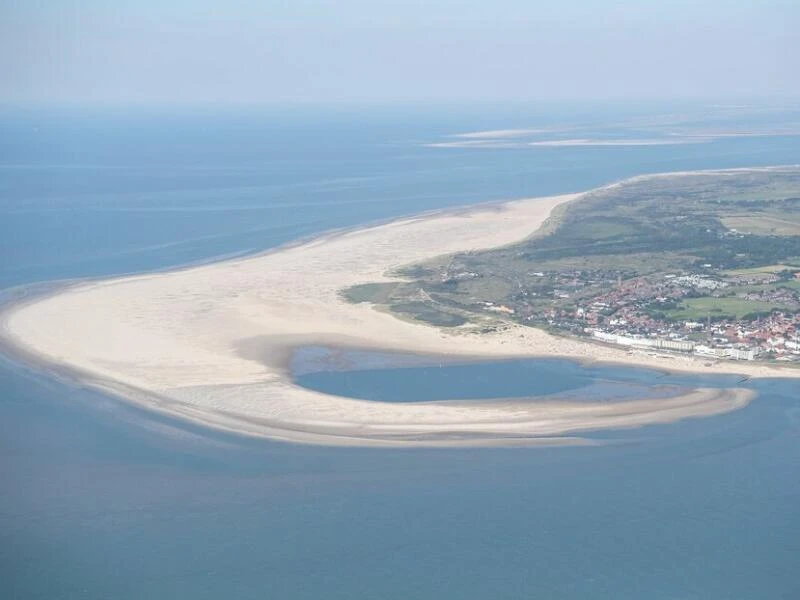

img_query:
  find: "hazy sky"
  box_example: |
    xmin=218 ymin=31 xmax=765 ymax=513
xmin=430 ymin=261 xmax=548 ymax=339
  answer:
xmin=1 ymin=0 xmax=798 ymax=106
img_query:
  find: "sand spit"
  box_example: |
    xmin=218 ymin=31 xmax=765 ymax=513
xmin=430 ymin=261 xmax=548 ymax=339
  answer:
xmin=1 ymin=169 xmax=795 ymax=447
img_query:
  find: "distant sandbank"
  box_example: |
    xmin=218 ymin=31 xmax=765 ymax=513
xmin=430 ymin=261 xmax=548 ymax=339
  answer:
xmin=1 ymin=168 xmax=795 ymax=447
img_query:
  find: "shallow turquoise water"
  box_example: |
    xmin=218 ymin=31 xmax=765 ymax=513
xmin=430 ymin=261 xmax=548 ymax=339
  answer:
xmin=2 ymin=106 xmax=799 ymax=599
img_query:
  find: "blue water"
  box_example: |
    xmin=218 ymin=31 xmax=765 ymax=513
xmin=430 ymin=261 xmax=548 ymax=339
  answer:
xmin=2 ymin=105 xmax=800 ymax=599
xmin=292 ymin=348 xmax=700 ymax=403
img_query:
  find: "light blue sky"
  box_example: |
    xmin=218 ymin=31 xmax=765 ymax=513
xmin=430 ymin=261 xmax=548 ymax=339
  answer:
xmin=1 ymin=0 xmax=798 ymax=105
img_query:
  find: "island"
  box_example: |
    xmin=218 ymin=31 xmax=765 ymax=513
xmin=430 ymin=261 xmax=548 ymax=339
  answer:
xmin=2 ymin=167 xmax=798 ymax=447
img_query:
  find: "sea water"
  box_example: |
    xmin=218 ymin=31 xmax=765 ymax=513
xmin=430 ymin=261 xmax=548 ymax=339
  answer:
xmin=291 ymin=347 xmax=705 ymax=404
xmin=1 ymin=105 xmax=799 ymax=599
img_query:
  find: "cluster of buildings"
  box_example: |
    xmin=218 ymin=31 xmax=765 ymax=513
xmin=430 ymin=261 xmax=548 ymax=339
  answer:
xmin=707 ymin=312 xmax=800 ymax=361
xmin=511 ymin=270 xmax=800 ymax=363
xmin=586 ymin=306 xmax=800 ymax=364
xmin=587 ymin=312 xmax=800 ymax=362
xmin=588 ymin=329 xmax=765 ymax=361
xmin=591 ymin=330 xmax=695 ymax=353
xmin=442 ymin=260 xmax=800 ymax=363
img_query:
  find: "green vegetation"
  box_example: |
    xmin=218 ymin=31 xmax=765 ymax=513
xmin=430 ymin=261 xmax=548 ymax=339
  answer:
xmin=505 ymin=176 xmax=800 ymax=271
xmin=724 ymin=264 xmax=800 ymax=277
xmin=722 ymin=213 xmax=800 ymax=236
xmin=778 ymin=279 xmax=800 ymax=292
xmin=663 ymin=297 xmax=794 ymax=321
xmin=342 ymin=169 xmax=800 ymax=346
xmin=724 ymin=280 xmax=800 ymax=295
xmin=388 ymin=302 xmax=467 ymax=327
xmin=342 ymin=282 xmax=400 ymax=304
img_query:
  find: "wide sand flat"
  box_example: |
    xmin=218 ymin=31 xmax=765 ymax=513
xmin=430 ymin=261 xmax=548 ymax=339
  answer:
xmin=3 ymin=175 xmax=788 ymax=446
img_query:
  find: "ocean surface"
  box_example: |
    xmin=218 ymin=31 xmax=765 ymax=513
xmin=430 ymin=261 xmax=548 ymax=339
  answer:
xmin=1 ymin=104 xmax=799 ymax=599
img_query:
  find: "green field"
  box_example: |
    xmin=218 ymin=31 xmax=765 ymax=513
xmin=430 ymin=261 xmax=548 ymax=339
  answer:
xmin=455 ymin=170 xmax=800 ymax=281
xmin=724 ymin=264 xmax=800 ymax=277
xmin=665 ymin=297 xmax=793 ymax=321
xmin=388 ymin=302 xmax=467 ymax=327
xmin=722 ymin=214 xmax=800 ymax=236
xmin=777 ymin=279 xmax=800 ymax=292
xmin=725 ymin=280 xmax=800 ymax=294
xmin=342 ymin=282 xmax=400 ymax=304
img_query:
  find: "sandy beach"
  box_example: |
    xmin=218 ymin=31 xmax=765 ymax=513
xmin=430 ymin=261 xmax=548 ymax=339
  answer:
xmin=1 ymin=171 xmax=793 ymax=446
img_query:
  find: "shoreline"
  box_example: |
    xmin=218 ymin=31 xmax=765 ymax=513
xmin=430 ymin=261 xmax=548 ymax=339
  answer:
xmin=1 ymin=167 xmax=797 ymax=447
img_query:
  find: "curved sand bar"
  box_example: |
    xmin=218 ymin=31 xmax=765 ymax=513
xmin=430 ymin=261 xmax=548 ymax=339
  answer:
xmin=4 ymin=170 xmax=792 ymax=446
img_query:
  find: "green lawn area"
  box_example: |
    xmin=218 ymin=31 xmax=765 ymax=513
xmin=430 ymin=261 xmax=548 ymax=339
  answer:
xmin=722 ymin=214 xmax=800 ymax=236
xmin=342 ymin=282 xmax=400 ymax=304
xmin=389 ymin=302 xmax=467 ymax=327
xmin=666 ymin=296 xmax=793 ymax=320
xmin=777 ymin=279 xmax=800 ymax=292
xmin=725 ymin=280 xmax=800 ymax=294
xmin=724 ymin=264 xmax=800 ymax=277
xmin=567 ymin=219 xmax=635 ymax=240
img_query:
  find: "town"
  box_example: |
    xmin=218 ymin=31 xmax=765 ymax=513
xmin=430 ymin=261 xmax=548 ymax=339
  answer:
xmin=485 ymin=266 xmax=800 ymax=363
